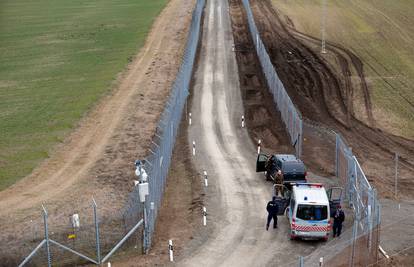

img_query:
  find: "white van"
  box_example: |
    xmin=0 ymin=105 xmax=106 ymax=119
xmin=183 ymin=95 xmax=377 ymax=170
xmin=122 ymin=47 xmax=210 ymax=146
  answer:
xmin=287 ymin=183 xmax=331 ymax=241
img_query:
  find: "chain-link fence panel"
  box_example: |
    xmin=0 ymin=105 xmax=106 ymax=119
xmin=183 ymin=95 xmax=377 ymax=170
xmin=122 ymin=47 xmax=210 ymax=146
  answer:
xmin=241 ymin=0 xmax=303 ymax=158
xmin=14 ymin=0 xmax=205 ymax=265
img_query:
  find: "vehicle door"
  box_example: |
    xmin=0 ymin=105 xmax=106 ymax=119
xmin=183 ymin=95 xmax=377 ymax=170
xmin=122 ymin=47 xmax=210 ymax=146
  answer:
xmin=327 ymin=187 xmax=343 ymax=217
xmin=273 ymin=185 xmax=290 ymax=215
xmin=295 ymin=204 xmax=329 ymax=237
xmin=256 ymin=153 xmax=268 ymax=172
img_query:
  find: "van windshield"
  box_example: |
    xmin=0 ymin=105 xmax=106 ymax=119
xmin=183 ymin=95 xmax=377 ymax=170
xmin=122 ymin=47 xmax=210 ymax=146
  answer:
xmin=296 ymin=205 xmax=328 ymax=221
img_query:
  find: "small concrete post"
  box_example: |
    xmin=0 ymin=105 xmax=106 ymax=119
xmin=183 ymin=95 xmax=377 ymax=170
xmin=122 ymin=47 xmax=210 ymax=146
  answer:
xmin=241 ymin=115 xmax=245 ymax=128
xmin=189 ymin=112 xmax=192 ymax=125
xmin=203 ymin=207 xmax=207 ymax=226
xmin=204 ymin=170 xmax=208 ymax=187
xmin=192 ymin=141 xmax=196 ymax=156
xmin=169 ymin=240 xmax=174 ymax=262
xmin=257 ymin=139 xmax=261 ymax=154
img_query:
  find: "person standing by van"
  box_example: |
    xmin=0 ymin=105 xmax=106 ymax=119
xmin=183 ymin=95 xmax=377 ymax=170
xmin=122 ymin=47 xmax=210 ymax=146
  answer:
xmin=333 ymin=205 xmax=345 ymax=237
xmin=274 ymin=170 xmax=284 ymax=196
xmin=266 ymin=196 xmax=279 ymax=230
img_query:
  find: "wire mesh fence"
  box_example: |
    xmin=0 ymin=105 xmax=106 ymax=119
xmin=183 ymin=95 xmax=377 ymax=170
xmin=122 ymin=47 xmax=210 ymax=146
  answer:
xmin=241 ymin=0 xmax=303 ymax=158
xmin=240 ymin=0 xmax=381 ymax=266
xmin=9 ymin=0 xmax=205 ymax=266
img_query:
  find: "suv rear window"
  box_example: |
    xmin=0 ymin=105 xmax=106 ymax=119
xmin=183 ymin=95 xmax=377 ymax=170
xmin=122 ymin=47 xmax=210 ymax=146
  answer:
xmin=296 ymin=205 xmax=328 ymax=221
xmin=282 ymin=162 xmax=305 ymax=173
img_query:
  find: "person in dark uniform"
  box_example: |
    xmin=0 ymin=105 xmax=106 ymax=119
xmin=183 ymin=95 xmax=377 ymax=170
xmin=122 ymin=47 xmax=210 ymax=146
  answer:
xmin=266 ymin=196 xmax=279 ymax=230
xmin=333 ymin=205 xmax=345 ymax=237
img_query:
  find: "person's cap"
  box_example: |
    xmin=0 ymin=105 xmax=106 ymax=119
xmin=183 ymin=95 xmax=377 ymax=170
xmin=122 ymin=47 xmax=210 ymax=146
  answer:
xmin=277 ymin=170 xmax=282 ymax=174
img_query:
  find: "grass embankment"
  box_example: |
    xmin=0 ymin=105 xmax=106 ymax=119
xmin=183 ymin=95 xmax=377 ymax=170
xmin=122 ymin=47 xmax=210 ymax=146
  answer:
xmin=0 ymin=0 xmax=167 ymax=190
xmin=272 ymin=0 xmax=414 ymax=138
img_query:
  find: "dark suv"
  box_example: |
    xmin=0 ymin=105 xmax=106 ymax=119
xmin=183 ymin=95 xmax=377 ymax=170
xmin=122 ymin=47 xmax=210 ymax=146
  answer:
xmin=256 ymin=153 xmax=307 ymax=184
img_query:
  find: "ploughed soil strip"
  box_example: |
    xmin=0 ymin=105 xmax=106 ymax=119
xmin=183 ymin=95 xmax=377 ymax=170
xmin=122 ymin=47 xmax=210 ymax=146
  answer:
xmin=229 ymin=0 xmax=294 ymax=156
xmin=250 ymin=0 xmax=414 ymax=199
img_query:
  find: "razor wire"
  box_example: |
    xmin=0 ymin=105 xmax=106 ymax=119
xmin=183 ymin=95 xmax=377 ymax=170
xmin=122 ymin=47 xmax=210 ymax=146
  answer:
xmin=14 ymin=0 xmax=205 ymax=265
xmin=241 ymin=0 xmax=303 ymax=158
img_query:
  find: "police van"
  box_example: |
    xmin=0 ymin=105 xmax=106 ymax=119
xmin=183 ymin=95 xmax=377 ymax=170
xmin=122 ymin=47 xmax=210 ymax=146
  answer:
xmin=287 ymin=183 xmax=333 ymax=241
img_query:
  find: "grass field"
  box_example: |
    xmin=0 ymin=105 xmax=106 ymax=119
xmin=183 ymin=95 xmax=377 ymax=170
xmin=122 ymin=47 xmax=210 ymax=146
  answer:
xmin=272 ymin=0 xmax=414 ymax=138
xmin=0 ymin=0 xmax=167 ymax=190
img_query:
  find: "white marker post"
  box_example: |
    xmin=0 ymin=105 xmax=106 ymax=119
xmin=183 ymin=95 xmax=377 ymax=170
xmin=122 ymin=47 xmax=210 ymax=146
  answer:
xmin=192 ymin=141 xmax=196 ymax=156
xmin=319 ymin=257 xmax=324 ymax=267
xmin=107 ymin=263 xmax=111 ymax=267
xmin=241 ymin=115 xmax=245 ymax=128
xmin=169 ymin=240 xmax=174 ymax=262
xmin=202 ymin=207 xmax=207 ymax=226
xmin=204 ymin=170 xmax=208 ymax=187
xmin=189 ymin=112 xmax=192 ymax=125
xmin=257 ymin=139 xmax=261 ymax=154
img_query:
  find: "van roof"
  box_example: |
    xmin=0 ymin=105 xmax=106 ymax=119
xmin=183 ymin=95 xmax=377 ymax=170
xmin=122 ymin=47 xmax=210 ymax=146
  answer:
xmin=293 ymin=184 xmax=329 ymax=205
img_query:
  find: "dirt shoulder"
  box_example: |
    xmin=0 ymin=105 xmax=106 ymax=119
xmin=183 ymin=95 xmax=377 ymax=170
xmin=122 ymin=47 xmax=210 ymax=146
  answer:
xmin=0 ymin=0 xmax=195 ymax=263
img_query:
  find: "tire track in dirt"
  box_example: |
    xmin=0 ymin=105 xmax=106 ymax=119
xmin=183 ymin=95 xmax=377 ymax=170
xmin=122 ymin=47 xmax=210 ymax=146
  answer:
xmin=250 ymin=0 xmax=414 ymax=198
xmin=0 ymin=0 xmax=196 ymax=264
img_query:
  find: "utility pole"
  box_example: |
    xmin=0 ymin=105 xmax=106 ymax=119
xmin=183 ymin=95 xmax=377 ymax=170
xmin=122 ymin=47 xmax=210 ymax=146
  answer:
xmin=395 ymin=152 xmax=399 ymax=199
xmin=321 ymin=0 xmax=327 ymax=54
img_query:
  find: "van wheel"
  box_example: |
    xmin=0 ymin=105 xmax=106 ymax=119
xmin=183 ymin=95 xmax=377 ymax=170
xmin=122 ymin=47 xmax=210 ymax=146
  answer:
xmin=322 ymin=236 xmax=328 ymax=242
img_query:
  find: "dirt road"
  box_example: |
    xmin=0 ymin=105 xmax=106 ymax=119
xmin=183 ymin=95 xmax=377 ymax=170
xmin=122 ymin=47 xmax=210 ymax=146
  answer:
xmin=175 ymin=0 xmax=324 ymax=265
xmin=0 ymin=0 xmax=195 ymax=263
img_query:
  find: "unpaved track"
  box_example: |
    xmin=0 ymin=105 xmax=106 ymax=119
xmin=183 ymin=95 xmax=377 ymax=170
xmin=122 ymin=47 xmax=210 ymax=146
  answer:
xmin=178 ymin=0 xmax=323 ymax=265
xmin=0 ymin=0 xmax=195 ymax=261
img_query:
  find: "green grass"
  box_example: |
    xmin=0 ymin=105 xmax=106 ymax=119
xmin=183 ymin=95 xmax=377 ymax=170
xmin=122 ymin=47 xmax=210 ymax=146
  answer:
xmin=272 ymin=0 xmax=414 ymax=138
xmin=0 ymin=0 xmax=167 ymax=190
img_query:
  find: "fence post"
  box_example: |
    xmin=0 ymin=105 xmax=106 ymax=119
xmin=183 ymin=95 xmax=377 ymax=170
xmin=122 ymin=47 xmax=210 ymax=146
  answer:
xmin=42 ymin=205 xmax=52 ymax=267
xmin=335 ymin=134 xmax=339 ymax=177
xmin=93 ymin=198 xmax=101 ymax=264
xmin=298 ymin=256 xmax=304 ymax=267
xmin=350 ymin=218 xmax=358 ymax=267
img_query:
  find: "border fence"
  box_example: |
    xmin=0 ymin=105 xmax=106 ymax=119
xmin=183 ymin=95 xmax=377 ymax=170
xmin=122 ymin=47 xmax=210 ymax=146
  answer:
xmin=12 ymin=0 xmax=205 ymax=265
xmin=240 ymin=0 xmax=303 ymax=158
xmin=240 ymin=0 xmax=381 ymax=266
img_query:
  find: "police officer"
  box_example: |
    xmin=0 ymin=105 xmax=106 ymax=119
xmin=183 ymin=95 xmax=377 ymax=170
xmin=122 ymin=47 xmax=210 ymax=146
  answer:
xmin=266 ymin=196 xmax=279 ymax=230
xmin=333 ymin=205 xmax=345 ymax=237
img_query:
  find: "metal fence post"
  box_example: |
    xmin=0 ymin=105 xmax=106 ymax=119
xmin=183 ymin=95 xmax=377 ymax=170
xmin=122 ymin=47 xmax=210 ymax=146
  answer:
xmin=350 ymin=218 xmax=358 ymax=267
xmin=42 ymin=205 xmax=52 ymax=267
xmin=298 ymin=256 xmax=304 ymax=267
xmin=143 ymin=201 xmax=149 ymax=254
xmin=93 ymin=198 xmax=101 ymax=264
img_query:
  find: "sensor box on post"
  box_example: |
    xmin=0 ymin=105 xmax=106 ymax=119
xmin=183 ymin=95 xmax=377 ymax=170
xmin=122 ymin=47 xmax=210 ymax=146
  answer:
xmin=139 ymin=182 xmax=149 ymax=202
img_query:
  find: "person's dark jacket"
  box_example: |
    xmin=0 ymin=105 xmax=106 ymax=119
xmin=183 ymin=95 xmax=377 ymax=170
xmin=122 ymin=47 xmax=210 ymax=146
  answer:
xmin=333 ymin=209 xmax=345 ymax=225
xmin=267 ymin=200 xmax=279 ymax=215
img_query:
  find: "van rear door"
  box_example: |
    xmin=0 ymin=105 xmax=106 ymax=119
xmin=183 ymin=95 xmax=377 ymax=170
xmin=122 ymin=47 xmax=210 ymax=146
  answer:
xmin=327 ymin=187 xmax=343 ymax=217
xmin=294 ymin=204 xmax=329 ymax=238
xmin=256 ymin=153 xmax=268 ymax=172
